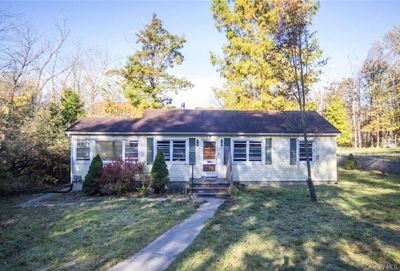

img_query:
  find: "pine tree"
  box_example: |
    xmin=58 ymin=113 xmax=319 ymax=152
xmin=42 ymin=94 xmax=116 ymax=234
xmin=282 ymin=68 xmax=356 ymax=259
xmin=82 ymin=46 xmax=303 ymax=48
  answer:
xmin=58 ymin=88 xmax=86 ymax=127
xmin=122 ymin=14 xmax=192 ymax=110
xmin=150 ymin=152 xmax=169 ymax=194
xmin=324 ymin=96 xmax=353 ymax=146
xmin=82 ymin=154 xmax=103 ymax=195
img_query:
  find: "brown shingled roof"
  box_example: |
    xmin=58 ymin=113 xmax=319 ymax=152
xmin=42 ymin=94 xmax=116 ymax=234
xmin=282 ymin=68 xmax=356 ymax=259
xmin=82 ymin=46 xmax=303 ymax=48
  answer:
xmin=66 ymin=109 xmax=340 ymax=134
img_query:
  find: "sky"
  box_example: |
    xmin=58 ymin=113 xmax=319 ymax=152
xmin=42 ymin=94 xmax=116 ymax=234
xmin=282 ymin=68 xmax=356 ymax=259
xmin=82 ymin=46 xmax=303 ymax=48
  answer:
xmin=2 ymin=1 xmax=400 ymax=108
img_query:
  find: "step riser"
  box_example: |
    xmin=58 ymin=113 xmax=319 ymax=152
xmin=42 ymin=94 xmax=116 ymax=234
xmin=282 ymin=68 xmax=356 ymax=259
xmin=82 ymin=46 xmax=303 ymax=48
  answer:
xmin=191 ymin=189 xmax=228 ymax=194
xmin=192 ymin=184 xmax=230 ymax=189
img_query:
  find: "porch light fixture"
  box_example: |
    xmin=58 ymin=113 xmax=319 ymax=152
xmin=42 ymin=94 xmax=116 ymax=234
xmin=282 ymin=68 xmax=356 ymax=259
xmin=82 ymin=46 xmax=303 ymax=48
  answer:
xmin=221 ymin=139 xmax=224 ymax=147
xmin=196 ymin=139 xmax=199 ymax=146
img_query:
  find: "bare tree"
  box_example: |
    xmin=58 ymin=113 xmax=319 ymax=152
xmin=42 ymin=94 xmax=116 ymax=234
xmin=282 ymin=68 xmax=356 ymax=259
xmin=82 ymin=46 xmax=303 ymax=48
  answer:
xmin=271 ymin=0 xmax=326 ymax=202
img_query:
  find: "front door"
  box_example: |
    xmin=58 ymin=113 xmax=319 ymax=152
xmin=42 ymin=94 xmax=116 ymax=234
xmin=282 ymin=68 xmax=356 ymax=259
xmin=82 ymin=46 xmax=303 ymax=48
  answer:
xmin=202 ymin=141 xmax=217 ymax=177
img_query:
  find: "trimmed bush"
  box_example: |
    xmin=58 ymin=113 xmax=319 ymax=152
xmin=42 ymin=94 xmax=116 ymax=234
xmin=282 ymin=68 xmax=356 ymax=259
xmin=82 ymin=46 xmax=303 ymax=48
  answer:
xmin=344 ymin=153 xmax=357 ymax=170
xmin=150 ymin=152 xmax=169 ymax=193
xmin=82 ymin=154 xmax=103 ymax=195
xmin=98 ymin=160 xmax=146 ymax=195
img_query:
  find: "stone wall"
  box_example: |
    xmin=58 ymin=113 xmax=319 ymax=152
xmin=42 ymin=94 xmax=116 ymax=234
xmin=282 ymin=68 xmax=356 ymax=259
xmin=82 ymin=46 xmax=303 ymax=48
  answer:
xmin=337 ymin=154 xmax=400 ymax=175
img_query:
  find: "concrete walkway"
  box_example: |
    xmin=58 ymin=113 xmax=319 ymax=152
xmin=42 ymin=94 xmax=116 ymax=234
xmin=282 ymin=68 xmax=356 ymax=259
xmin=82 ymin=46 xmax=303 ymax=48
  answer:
xmin=109 ymin=198 xmax=224 ymax=271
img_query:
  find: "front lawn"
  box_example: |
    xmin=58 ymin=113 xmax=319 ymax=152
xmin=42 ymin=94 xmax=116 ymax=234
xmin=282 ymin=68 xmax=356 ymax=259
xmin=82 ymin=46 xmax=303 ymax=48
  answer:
xmin=338 ymin=147 xmax=400 ymax=161
xmin=168 ymin=168 xmax=400 ymax=270
xmin=0 ymin=194 xmax=196 ymax=270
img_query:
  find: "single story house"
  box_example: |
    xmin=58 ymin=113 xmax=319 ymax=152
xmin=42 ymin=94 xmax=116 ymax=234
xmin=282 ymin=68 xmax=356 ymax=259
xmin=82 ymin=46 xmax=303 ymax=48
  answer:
xmin=66 ymin=109 xmax=340 ymax=190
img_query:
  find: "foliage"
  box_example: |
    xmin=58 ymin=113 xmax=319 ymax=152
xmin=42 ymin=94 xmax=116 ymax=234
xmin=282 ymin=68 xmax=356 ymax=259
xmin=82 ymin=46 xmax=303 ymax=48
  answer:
xmin=331 ymin=25 xmax=400 ymax=148
xmin=150 ymin=152 xmax=169 ymax=193
xmin=57 ymin=88 xmax=86 ymax=126
xmin=228 ymin=184 xmax=237 ymax=198
xmin=122 ymin=14 xmax=193 ymax=110
xmin=82 ymin=154 xmax=103 ymax=195
xmin=344 ymin=153 xmax=357 ymax=170
xmin=0 ymin=107 xmax=70 ymax=193
xmin=98 ymin=160 xmax=146 ymax=195
xmin=323 ymin=95 xmax=352 ymax=146
xmin=211 ymin=0 xmax=323 ymax=110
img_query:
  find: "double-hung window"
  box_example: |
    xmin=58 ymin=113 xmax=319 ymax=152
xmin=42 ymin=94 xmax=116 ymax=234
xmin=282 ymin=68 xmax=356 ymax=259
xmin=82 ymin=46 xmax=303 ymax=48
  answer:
xmin=125 ymin=141 xmax=139 ymax=161
xmin=233 ymin=140 xmax=262 ymax=162
xmin=299 ymin=140 xmax=314 ymax=162
xmin=156 ymin=140 xmax=186 ymax=162
xmin=76 ymin=140 xmax=90 ymax=160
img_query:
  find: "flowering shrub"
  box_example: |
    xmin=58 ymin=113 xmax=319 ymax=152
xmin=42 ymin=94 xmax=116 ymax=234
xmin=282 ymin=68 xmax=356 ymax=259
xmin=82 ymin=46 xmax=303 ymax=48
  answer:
xmin=98 ymin=160 xmax=146 ymax=195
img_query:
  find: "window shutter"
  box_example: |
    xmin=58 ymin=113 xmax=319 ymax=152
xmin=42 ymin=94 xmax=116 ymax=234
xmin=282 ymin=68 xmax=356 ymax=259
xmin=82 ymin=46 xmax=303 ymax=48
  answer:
xmin=223 ymin=138 xmax=231 ymax=165
xmin=147 ymin=138 xmax=154 ymax=165
xmin=265 ymin=138 xmax=272 ymax=164
xmin=290 ymin=138 xmax=297 ymax=165
xmin=189 ymin=138 xmax=196 ymax=165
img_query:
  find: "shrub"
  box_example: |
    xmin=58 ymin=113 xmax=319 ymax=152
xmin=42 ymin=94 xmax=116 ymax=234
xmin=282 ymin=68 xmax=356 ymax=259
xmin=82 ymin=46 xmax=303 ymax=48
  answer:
xmin=228 ymin=184 xmax=237 ymax=198
xmin=98 ymin=160 xmax=146 ymax=195
xmin=83 ymin=154 xmax=103 ymax=195
xmin=344 ymin=153 xmax=357 ymax=170
xmin=150 ymin=152 xmax=169 ymax=193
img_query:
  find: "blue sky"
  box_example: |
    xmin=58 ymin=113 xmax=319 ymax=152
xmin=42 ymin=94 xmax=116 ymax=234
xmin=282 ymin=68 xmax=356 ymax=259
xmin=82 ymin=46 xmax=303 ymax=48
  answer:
xmin=2 ymin=1 xmax=400 ymax=108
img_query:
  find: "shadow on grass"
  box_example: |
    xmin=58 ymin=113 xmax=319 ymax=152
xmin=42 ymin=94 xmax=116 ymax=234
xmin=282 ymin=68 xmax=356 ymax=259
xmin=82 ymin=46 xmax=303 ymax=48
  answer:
xmin=167 ymin=169 xmax=400 ymax=271
xmin=0 ymin=197 xmax=194 ymax=271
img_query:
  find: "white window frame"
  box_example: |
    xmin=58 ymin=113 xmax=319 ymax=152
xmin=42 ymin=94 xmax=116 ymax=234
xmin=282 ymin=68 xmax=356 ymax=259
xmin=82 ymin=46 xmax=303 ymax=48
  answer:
xmin=123 ymin=140 xmax=139 ymax=162
xmin=76 ymin=139 xmax=91 ymax=161
xmin=232 ymin=139 xmax=263 ymax=164
xmin=155 ymin=139 xmax=189 ymax=164
xmin=298 ymin=139 xmax=315 ymax=162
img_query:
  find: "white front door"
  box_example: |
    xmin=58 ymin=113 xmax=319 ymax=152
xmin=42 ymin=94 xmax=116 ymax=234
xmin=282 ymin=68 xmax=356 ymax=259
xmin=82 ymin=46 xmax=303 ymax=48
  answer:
xmin=202 ymin=141 xmax=217 ymax=177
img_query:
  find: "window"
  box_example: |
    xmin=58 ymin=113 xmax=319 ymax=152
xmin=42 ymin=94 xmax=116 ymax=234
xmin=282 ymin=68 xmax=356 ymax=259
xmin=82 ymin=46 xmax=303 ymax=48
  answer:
xmin=299 ymin=140 xmax=313 ymax=161
xmin=173 ymin=141 xmax=186 ymax=161
xmin=249 ymin=141 xmax=262 ymax=161
xmin=76 ymin=140 xmax=90 ymax=160
xmin=157 ymin=141 xmax=171 ymax=161
xmin=233 ymin=141 xmax=247 ymax=161
xmin=233 ymin=140 xmax=262 ymax=162
xmin=95 ymin=141 xmax=123 ymax=161
xmin=156 ymin=140 xmax=187 ymax=162
xmin=125 ymin=141 xmax=138 ymax=161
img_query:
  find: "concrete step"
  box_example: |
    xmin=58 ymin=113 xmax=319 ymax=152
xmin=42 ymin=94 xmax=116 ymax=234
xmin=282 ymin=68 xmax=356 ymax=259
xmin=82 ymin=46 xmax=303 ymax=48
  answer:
xmin=191 ymin=182 xmax=230 ymax=188
xmin=190 ymin=187 xmax=229 ymax=194
xmin=193 ymin=192 xmax=229 ymax=198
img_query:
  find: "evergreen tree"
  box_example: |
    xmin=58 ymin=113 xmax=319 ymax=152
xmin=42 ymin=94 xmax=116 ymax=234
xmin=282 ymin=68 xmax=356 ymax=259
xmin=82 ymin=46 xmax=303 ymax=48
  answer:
xmin=150 ymin=152 xmax=169 ymax=194
xmin=324 ymin=96 xmax=353 ymax=146
xmin=58 ymin=88 xmax=86 ymax=127
xmin=82 ymin=154 xmax=103 ymax=195
xmin=122 ymin=14 xmax=192 ymax=110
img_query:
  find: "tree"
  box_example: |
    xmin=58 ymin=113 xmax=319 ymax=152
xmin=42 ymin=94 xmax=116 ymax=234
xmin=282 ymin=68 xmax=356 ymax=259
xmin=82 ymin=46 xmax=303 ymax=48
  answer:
xmin=324 ymin=95 xmax=352 ymax=146
xmin=271 ymin=0 xmax=325 ymax=202
xmin=122 ymin=14 xmax=192 ymax=110
xmin=82 ymin=154 xmax=103 ymax=195
xmin=211 ymin=0 xmax=299 ymax=110
xmin=57 ymin=88 xmax=86 ymax=127
xmin=150 ymin=152 xmax=169 ymax=194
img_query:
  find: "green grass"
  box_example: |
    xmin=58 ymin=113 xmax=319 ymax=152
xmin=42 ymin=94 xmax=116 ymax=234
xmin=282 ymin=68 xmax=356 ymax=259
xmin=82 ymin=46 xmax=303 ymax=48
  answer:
xmin=168 ymin=168 xmax=400 ymax=271
xmin=0 ymin=194 xmax=196 ymax=271
xmin=338 ymin=147 xmax=400 ymax=161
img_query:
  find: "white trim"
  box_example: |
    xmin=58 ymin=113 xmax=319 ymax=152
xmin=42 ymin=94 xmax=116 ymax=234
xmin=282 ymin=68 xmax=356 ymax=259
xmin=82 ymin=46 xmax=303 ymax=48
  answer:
xmin=297 ymin=139 xmax=315 ymax=163
xmin=201 ymin=140 xmax=218 ymax=177
xmin=231 ymin=138 xmax=264 ymax=164
xmin=154 ymin=138 xmax=189 ymax=165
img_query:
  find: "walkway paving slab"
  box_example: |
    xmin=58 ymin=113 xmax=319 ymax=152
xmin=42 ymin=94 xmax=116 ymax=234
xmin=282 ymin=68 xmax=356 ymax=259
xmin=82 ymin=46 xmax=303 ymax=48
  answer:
xmin=109 ymin=198 xmax=224 ymax=271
